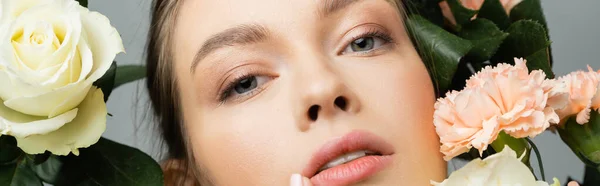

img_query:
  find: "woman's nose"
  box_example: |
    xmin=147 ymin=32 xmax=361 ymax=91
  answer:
xmin=292 ymin=56 xmax=361 ymax=131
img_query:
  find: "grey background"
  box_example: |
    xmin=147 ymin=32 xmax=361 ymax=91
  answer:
xmin=90 ymin=0 xmax=600 ymax=183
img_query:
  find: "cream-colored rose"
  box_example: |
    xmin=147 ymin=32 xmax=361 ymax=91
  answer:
xmin=432 ymin=145 xmax=561 ymax=186
xmin=439 ymin=0 xmax=523 ymax=26
xmin=0 ymin=0 xmax=123 ymax=155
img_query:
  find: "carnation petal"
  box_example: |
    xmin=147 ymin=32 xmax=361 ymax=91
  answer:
xmin=576 ymin=105 xmax=592 ymax=124
xmin=555 ymin=69 xmax=600 ymax=124
xmin=16 ymin=87 xmax=106 ymax=155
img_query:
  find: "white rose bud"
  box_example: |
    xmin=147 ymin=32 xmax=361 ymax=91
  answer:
xmin=0 ymin=0 xmax=123 ymax=155
xmin=432 ymin=146 xmax=561 ymax=186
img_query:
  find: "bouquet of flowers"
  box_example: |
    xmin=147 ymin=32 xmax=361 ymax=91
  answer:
xmin=1 ymin=0 xmax=599 ymax=185
xmin=403 ymin=0 xmax=600 ymax=185
xmin=0 ymin=0 xmax=162 ymax=185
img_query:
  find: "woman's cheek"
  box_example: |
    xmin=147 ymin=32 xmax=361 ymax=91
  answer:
xmin=191 ymin=102 xmax=302 ymax=185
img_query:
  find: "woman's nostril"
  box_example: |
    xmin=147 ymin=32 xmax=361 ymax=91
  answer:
xmin=334 ymin=96 xmax=348 ymax=111
xmin=308 ymin=105 xmax=320 ymax=121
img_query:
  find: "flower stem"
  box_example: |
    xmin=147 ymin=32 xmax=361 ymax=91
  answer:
xmin=526 ymin=137 xmax=546 ymax=181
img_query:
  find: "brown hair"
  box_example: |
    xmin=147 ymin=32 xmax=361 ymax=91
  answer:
xmin=146 ymin=0 xmax=416 ymax=185
xmin=146 ymin=0 xmax=195 ymax=185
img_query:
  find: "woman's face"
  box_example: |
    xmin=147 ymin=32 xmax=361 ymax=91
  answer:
xmin=172 ymin=0 xmax=446 ymax=185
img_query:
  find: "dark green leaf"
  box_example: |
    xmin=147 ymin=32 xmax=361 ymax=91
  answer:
xmin=446 ymin=0 xmax=477 ymax=26
xmin=582 ymin=165 xmax=600 ymax=186
xmin=477 ymin=0 xmax=511 ymax=30
xmin=93 ymin=61 xmax=117 ymax=102
xmin=525 ymin=47 xmax=554 ymax=79
xmin=114 ymin=65 xmax=147 ymax=90
xmin=508 ymin=0 xmax=554 ymax=66
xmin=77 ymin=0 xmax=88 ymax=8
xmin=458 ymin=18 xmax=508 ymax=62
xmin=407 ymin=15 xmax=473 ymax=93
xmin=0 ymin=160 xmax=42 ymax=186
xmin=509 ymin=0 xmax=548 ymax=27
xmin=493 ymin=20 xmax=553 ymax=78
xmin=558 ymin=112 xmax=600 ymax=170
xmin=403 ymin=0 xmax=445 ymax=27
xmin=0 ymin=136 xmax=21 ymax=165
xmin=26 ymin=151 xmax=51 ymax=165
xmin=29 ymin=155 xmax=63 ymax=184
xmin=54 ymin=138 xmax=163 ymax=186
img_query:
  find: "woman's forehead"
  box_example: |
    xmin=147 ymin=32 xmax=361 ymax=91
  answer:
xmin=174 ymin=0 xmax=397 ymax=35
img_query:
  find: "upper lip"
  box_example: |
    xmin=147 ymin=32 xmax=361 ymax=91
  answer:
xmin=302 ymin=130 xmax=395 ymax=178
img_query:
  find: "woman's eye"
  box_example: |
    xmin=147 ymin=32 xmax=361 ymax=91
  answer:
xmin=342 ymin=36 xmax=387 ymax=54
xmin=221 ymin=75 xmax=271 ymax=102
xmin=234 ymin=76 xmax=258 ymax=94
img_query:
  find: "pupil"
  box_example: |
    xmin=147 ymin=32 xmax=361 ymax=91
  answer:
xmin=234 ymin=76 xmax=257 ymax=94
xmin=351 ymin=37 xmax=374 ymax=51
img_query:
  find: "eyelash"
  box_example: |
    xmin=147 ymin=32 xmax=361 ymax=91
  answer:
xmin=217 ymin=29 xmax=395 ymax=103
xmin=219 ymin=72 xmax=257 ymax=103
xmin=342 ymin=28 xmax=395 ymax=54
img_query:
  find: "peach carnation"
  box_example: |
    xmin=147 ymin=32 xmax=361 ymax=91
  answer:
xmin=439 ymin=0 xmax=523 ymax=26
xmin=434 ymin=58 xmax=567 ymax=160
xmin=554 ymin=67 xmax=600 ymax=124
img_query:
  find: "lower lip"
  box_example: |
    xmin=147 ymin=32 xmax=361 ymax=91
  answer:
xmin=310 ymin=155 xmax=393 ymax=185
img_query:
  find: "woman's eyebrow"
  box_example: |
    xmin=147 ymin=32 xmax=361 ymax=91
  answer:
xmin=190 ymin=0 xmax=389 ymax=74
xmin=190 ymin=24 xmax=269 ymax=74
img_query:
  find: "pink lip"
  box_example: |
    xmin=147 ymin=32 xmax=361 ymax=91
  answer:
xmin=302 ymin=130 xmax=395 ymax=185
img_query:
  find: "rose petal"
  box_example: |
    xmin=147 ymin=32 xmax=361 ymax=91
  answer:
xmin=0 ymin=98 xmax=77 ymax=138
xmin=11 ymin=21 xmax=58 ymax=68
xmin=3 ymin=82 xmax=90 ymax=117
xmin=15 ymin=87 xmax=106 ymax=155
xmin=433 ymin=146 xmax=559 ymax=186
xmin=8 ymin=1 xmax=81 ymax=71
xmin=77 ymin=6 xmax=124 ymax=83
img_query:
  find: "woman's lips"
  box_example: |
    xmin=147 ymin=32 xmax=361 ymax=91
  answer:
xmin=302 ymin=130 xmax=395 ymax=185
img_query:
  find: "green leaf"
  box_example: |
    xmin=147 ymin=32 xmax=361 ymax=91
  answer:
xmin=458 ymin=18 xmax=508 ymax=62
xmin=114 ymin=65 xmax=147 ymax=90
xmin=525 ymin=47 xmax=554 ymax=79
xmin=509 ymin=0 xmax=548 ymax=27
xmin=0 ymin=160 xmax=42 ymax=186
xmin=54 ymin=138 xmax=163 ymax=186
xmin=491 ymin=132 xmax=533 ymax=175
xmin=0 ymin=136 xmax=22 ymax=165
xmin=477 ymin=0 xmax=511 ymax=30
xmin=404 ymin=0 xmax=445 ymax=27
xmin=584 ymin=166 xmax=600 ymax=186
xmin=93 ymin=61 xmax=117 ymax=102
xmin=77 ymin=0 xmax=88 ymax=8
xmin=26 ymin=151 xmax=51 ymax=165
xmin=558 ymin=111 xmax=600 ymax=169
xmin=29 ymin=155 xmax=62 ymax=184
xmin=509 ymin=0 xmax=554 ymax=66
xmin=493 ymin=20 xmax=553 ymax=78
xmin=446 ymin=0 xmax=477 ymax=26
xmin=407 ymin=15 xmax=473 ymax=93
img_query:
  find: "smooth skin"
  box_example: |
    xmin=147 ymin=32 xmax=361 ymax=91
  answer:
xmin=171 ymin=0 xmax=446 ymax=185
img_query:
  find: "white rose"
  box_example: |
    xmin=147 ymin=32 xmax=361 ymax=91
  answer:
xmin=0 ymin=0 xmax=123 ymax=155
xmin=432 ymin=146 xmax=560 ymax=186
